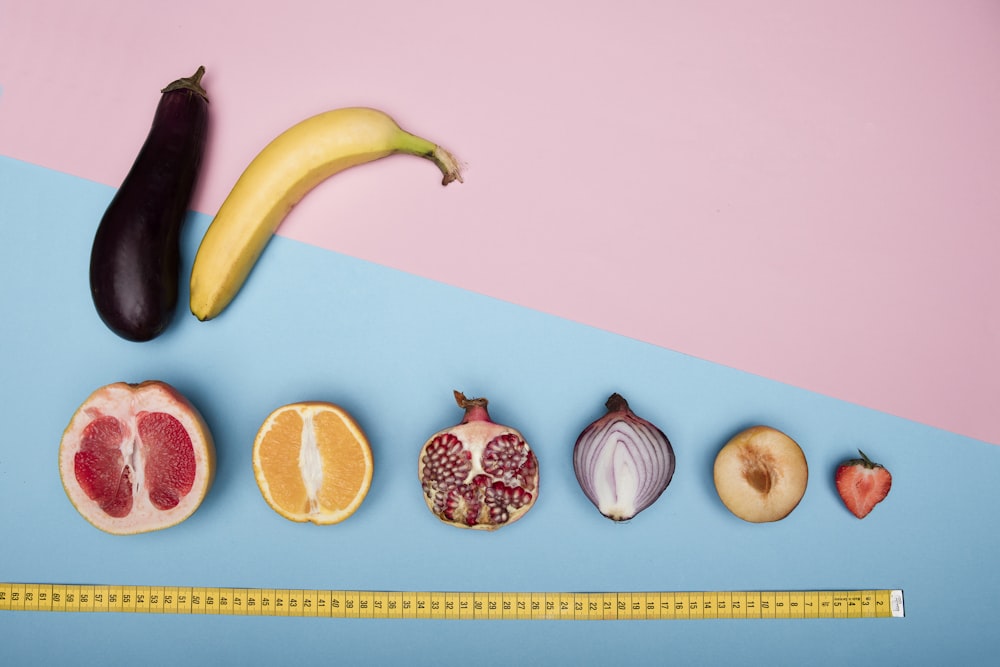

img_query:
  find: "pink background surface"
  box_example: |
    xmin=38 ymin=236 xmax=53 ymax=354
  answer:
xmin=3 ymin=1 xmax=998 ymax=444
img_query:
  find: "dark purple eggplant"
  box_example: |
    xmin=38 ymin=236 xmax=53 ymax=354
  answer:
xmin=89 ymin=66 xmax=209 ymax=341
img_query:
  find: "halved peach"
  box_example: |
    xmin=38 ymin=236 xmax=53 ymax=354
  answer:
xmin=713 ymin=426 xmax=808 ymax=523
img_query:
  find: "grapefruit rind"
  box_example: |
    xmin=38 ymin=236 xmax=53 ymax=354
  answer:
xmin=58 ymin=381 xmax=216 ymax=535
xmin=252 ymin=401 xmax=373 ymax=525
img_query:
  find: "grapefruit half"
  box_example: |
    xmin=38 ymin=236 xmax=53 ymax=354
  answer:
xmin=59 ymin=381 xmax=216 ymax=534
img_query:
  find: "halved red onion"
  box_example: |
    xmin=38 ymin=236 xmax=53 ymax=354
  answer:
xmin=573 ymin=393 xmax=675 ymax=521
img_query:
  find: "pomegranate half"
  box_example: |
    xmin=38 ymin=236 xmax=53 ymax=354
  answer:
xmin=59 ymin=381 xmax=215 ymax=534
xmin=418 ymin=391 xmax=539 ymax=531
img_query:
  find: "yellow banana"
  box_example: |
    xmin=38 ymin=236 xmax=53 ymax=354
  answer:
xmin=189 ymin=107 xmax=463 ymax=321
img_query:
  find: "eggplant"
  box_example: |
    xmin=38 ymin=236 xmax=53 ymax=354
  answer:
xmin=90 ymin=66 xmax=209 ymax=341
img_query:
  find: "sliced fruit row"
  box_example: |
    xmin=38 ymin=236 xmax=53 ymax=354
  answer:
xmin=59 ymin=382 xmax=891 ymax=536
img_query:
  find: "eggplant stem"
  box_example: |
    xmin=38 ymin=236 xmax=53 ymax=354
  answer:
xmin=161 ymin=66 xmax=208 ymax=100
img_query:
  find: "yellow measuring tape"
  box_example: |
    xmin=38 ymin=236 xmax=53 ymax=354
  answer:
xmin=0 ymin=583 xmax=902 ymax=620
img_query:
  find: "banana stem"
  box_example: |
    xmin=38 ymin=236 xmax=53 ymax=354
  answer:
xmin=397 ymin=131 xmax=464 ymax=186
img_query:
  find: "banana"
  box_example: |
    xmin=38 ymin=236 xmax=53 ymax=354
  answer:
xmin=189 ymin=107 xmax=463 ymax=321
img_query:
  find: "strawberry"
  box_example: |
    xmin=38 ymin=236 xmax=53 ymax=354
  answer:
xmin=835 ymin=450 xmax=892 ymax=519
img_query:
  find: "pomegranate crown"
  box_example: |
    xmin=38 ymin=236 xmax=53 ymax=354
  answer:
xmin=453 ymin=390 xmax=491 ymax=424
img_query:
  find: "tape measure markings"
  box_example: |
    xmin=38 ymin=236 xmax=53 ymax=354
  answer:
xmin=0 ymin=584 xmax=904 ymax=620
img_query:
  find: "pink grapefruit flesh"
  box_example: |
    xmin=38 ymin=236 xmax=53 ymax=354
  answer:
xmin=59 ymin=381 xmax=215 ymax=534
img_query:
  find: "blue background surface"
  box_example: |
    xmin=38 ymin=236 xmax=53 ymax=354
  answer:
xmin=2 ymin=155 xmax=999 ymax=664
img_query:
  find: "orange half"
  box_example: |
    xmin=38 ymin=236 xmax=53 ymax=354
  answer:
xmin=252 ymin=402 xmax=373 ymax=524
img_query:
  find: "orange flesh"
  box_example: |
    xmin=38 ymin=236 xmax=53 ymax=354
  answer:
xmin=254 ymin=403 xmax=372 ymax=523
xmin=257 ymin=410 xmax=309 ymax=514
xmin=313 ymin=411 xmax=369 ymax=511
